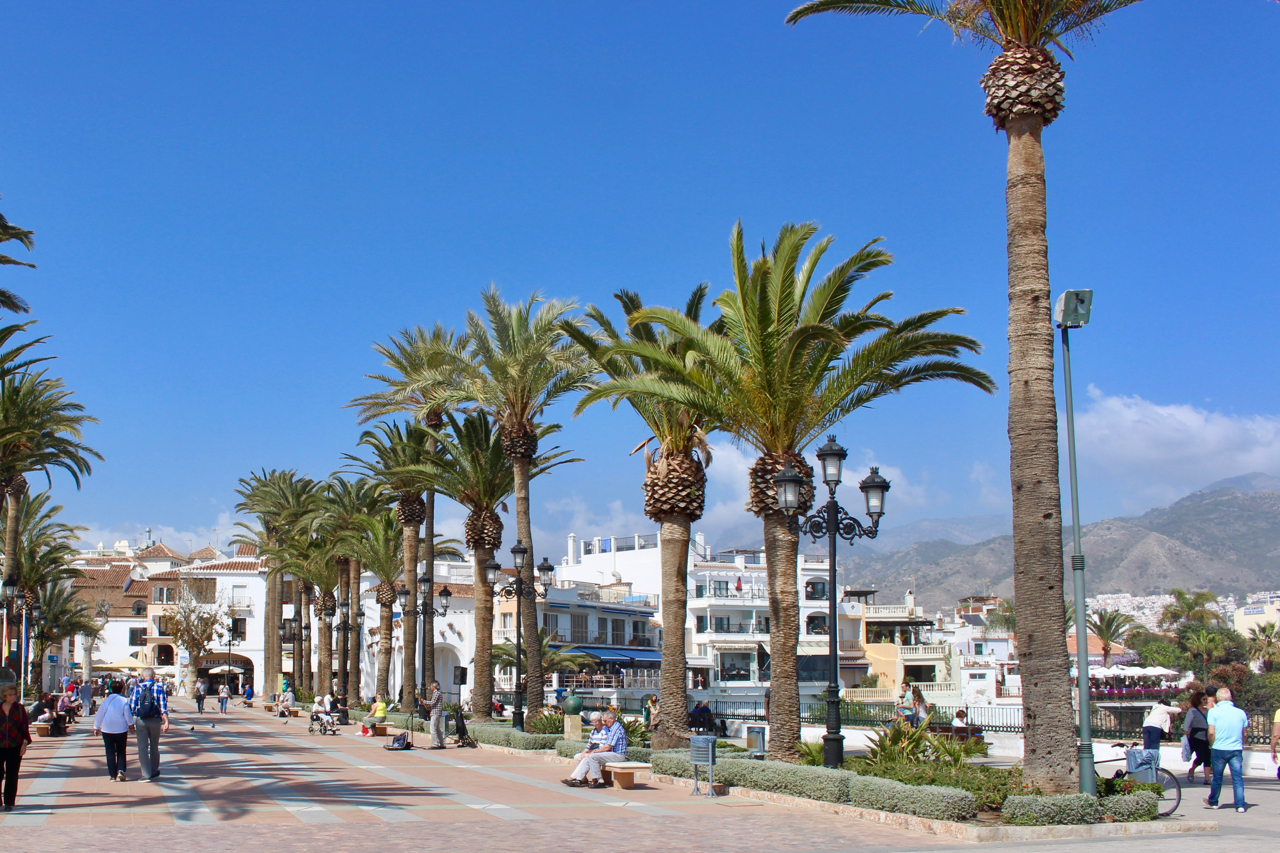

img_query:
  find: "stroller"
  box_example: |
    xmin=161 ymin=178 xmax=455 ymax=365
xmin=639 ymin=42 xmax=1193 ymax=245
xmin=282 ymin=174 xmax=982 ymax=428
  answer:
xmin=451 ymin=711 xmax=477 ymax=748
xmin=308 ymin=712 xmax=339 ymax=736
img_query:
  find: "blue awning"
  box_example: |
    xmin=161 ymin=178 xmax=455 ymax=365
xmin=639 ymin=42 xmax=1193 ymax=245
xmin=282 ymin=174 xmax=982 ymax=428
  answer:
xmin=620 ymin=649 xmax=663 ymax=663
xmin=573 ymin=646 xmax=634 ymax=662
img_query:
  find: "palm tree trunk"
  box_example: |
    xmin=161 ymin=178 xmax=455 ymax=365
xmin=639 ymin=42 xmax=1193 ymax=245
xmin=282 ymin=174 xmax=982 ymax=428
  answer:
xmin=350 ymin=559 xmax=363 ymax=701
xmin=511 ymin=455 xmax=543 ymax=713
xmin=337 ymin=556 xmax=350 ymax=694
xmin=376 ymin=602 xmax=393 ymax=698
xmin=763 ymin=511 xmax=801 ymax=762
xmin=265 ymin=569 xmax=282 ymax=697
xmin=422 ymin=487 xmax=437 ymax=694
xmin=401 ymin=518 xmax=419 ymax=708
xmin=302 ymin=583 xmax=313 ymax=693
xmin=2 ymin=492 xmax=17 ymax=586
xmin=318 ymin=614 xmax=333 ymax=695
xmin=471 ymin=545 xmax=496 ymax=723
xmin=654 ymin=516 xmax=692 ymax=748
xmin=1005 ymin=113 xmax=1076 ymax=794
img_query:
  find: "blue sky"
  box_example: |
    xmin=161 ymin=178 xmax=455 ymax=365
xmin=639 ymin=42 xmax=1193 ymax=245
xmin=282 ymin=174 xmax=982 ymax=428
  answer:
xmin=4 ymin=1 xmax=1278 ymax=558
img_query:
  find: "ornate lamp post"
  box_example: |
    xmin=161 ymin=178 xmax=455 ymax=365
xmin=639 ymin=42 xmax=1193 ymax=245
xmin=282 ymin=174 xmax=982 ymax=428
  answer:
xmin=397 ymin=576 xmax=452 ymax=698
xmin=334 ymin=596 xmax=365 ymax=699
xmin=3 ymin=579 xmax=18 ymax=684
xmin=278 ymin=615 xmax=305 ymax=693
xmin=483 ymin=541 xmax=553 ymax=731
xmin=774 ymin=435 xmax=890 ymax=769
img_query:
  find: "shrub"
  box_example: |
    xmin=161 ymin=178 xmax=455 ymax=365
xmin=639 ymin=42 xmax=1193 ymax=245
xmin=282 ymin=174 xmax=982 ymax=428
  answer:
xmin=1095 ymin=776 xmax=1163 ymax=798
xmin=620 ymin=716 xmax=650 ymax=747
xmin=858 ymin=717 xmax=933 ymax=766
xmin=467 ymin=724 xmax=560 ymax=750
xmin=1099 ymin=792 xmax=1158 ymax=822
xmin=524 ymin=710 xmax=565 ymax=735
xmin=1002 ymin=794 xmax=1102 ymax=826
xmin=847 ymin=776 xmax=977 ymax=822
xmin=855 ymin=762 xmax=1032 ymax=811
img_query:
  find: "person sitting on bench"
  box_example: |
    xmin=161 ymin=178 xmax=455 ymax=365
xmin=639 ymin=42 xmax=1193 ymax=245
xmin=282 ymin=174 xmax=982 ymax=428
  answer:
xmin=31 ymin=694 xmax=66 ymax=736
xmin=561 ymin=710 xmax=627 ymax=789
xmin=276 ymin=687 xmax=295 ymax=719
xmin=331 ymin=693 xmax=350 ymax=725
xmin=951 ymin=709 xmax=968 ymax=728
xmin=362 ymin=693 xmax=387 ymax=731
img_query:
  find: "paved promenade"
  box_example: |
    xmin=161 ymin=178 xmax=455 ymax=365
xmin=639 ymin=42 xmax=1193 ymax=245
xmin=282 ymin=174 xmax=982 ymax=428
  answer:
xmin=0 ymin=698 xmax=1274 ymax=852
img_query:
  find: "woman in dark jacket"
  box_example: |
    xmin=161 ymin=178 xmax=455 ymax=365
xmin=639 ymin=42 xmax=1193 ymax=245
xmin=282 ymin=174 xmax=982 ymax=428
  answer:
xmin=0 ymin=683 xmax=32 ymax=811
xmin=1183 ymin=690 xmax=1211 ymax=785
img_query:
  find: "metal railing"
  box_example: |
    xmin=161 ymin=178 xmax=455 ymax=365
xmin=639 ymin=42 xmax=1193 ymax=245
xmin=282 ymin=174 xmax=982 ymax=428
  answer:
xmin=698 ymin=621 xmax=769 ymax=635
xmin=576 ymin=587 xmax=659 ymax=608
xmin=228 ymin=597 xmax=253 ymax=609
xmin=690 ymin=588 xmax=768 ymax=601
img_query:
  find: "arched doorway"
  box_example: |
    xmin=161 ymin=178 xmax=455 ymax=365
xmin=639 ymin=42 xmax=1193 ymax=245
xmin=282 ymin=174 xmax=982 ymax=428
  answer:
xmin=435 ymin=646 xmax=462 ymax=703
xmin=154 ymin=645 xmax=175 ymax=666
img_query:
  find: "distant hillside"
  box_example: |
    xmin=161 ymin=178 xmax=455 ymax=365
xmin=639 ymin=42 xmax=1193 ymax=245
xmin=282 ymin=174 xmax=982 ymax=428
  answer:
xmin=838 ymin=473 xmax=1280 ymax=613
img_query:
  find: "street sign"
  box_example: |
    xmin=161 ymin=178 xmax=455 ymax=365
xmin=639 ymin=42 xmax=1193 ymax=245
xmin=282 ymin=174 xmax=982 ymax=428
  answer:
xmin=48 ymin=655 xmax=59 ymax=663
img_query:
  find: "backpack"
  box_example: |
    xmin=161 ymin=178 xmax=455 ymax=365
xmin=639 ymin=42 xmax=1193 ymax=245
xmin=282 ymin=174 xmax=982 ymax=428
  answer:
xmin=137 ymin=683 xmax=161 ymax=719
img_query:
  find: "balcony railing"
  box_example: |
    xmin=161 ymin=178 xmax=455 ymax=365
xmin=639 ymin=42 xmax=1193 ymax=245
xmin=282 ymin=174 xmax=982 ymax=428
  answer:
xmin=865 ymin=605 xmax=916 ymax=617
xmin=996 ymin=684 xmax=1022 ymax=698
xmin=690 ymin=587 xmax=768 ymax=602
xmin=838 ymin=640 xmax=864 ymax=653
xmin=899 ymin=644 xmax=950 ymax=657
xmin=699 ymin=621 xmax=769 ymax=636
xmin=576 ymin=587 xmax=659 ymax=608
xmin=228 ymin=597 xmax=253 ymax=610
xmin=496 ymin=628 xmax=654 ymax=648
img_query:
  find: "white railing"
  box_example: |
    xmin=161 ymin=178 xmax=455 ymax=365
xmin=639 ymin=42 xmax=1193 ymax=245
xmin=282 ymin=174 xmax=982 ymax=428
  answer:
xmin=842 ymin=687 xmax=896 ymax=701
xmin=916 ymin=681 xmax=960 ymax=695
xmin=494 ymin=628 xmax=517 ymax=643
xmin=228 ymin=597 xmax=253 ymax=610
xmin=866 ymin=605 xmax=917 ymax=617
xmin=689 ymin=588 xmax=769 ymax=602
xmin=448 ymin=567 xmax=475 ymax=585
xmin=899 ymin=644 xmax=950 ymax=657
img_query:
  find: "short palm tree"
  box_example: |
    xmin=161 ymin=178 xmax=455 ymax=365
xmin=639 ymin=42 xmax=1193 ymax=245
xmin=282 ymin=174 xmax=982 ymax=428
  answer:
xmin=428 ymin=287 xmax=596 ymax=712
xmin=591 ymin=222 xmax=994 ymax=760
xmin=0 ymin=370 xmax=100 ymax=591
xmin=0 ymin=491 xmax=86 ymax=615
xmin=1247 ymin=621 xmax=1280 ymax=673
xmin=1182 ymin=628 xmax=1225 ymax=684
xmin=491 ymin=629 xmax=596 ymax=677
xmin=0 ymin=211 xmax=35 ymax=314
xmin=569 ymin=285 xmax=715 ymax=745
xmin=31 ymin=581 xmax=96 ymax=692
xmin=1087 ymin=609 xmax=1135 ymax=668
xmin=401 ymin=412 xmax=575 ymax=721
xmin=336 ymin=512 xmax=403 ymax=698
xmin=349 ymin=323 xmax=467 ymax=698
xmin=786 ymin=0 xmax=1142 ymax=792
xmin=1159 ymin=589 xmax=1221 ymax=630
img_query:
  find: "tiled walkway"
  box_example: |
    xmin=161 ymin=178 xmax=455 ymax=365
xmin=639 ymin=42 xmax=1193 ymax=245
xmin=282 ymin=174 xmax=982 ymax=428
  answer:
xmin=0 ymin=698 xmax=963 ymax=852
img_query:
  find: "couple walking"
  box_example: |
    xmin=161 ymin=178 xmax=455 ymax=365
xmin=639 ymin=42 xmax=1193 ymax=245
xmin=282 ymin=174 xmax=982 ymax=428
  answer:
xmin=95 ymin=668 xmax=171 ymax=783
xmin=193 ymin=679 xmax=232 ymax=715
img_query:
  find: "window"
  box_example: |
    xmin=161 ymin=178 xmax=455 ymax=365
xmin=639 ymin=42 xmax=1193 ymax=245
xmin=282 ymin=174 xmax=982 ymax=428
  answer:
xmin=131 ymin=601 xmax=146 ymax=616
xmin=970 ymin=672 xmax=988 ymax=680
xmin=231 ymin=584 xmax=248 ymax=607
xmin=712 ymin=616 xmax=730 ymax=633
xmin=611 ymin=618 xmax=625 ymax=645
xmin=153 ymin=616 xmax=173 ymax=637
xmin=129 ymin=628 xmax=146 ymax=646
xmin=570 ymin=613 xmax=589 ymax=644
xmin=804 ymin=580 xmax=828 ymax=601
xmin=597 ymin=617 xmax=608 ymax=642
xmin=712 ymin=580 xmax=730 ymax=597
xmin=974 ymin=642 xmax=985 ymax=656
xmin=152 ymin=586 xmax=175 ymax=604
xmin=694 ymin=584 xmax=706 ymax=598
xmin=806 ymin=614 xmax=828 ymax=635
xmin=230 ymin=617 xmax=247 ymax=642
xmin=542 ymin=612 xmax=559 ymax=638
xmin=500 ymin=613 xmax=512 ymax=630
xmin=696 ymin=615 xmax=708 ymax=633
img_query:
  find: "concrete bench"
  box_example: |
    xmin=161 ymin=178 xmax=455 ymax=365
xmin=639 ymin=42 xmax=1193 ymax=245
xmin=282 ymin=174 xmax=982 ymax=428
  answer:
xmin=602 ymin=761 xmax=651 ymax=789
xmin=35 ymin=723 xmax=52 ymax=738
xmin=264 ymin=703 xmax=276 ymax=714
xmin=371 ymin=723 xmax=389 ymax=737
xmin=289 ymin=707 xmax=302 ymax=717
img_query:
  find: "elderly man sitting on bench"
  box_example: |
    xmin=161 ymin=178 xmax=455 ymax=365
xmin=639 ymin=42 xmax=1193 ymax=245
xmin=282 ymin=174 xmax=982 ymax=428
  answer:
xmin=562 ymin=710 xmax=627 ymax=789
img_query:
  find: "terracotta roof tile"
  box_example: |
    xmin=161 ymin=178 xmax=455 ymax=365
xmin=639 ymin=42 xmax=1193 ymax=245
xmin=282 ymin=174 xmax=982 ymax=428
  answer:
xmin=187 ymin=546 xmax=221 ymax=560
xmin=235 ymin=544 xmax=259 ymax=557
xmin=180 ymin=558 xmax=263 ymax=574
xmin=1067 ymin=633 xmax=1128 ymax=656
xmin=136 ymin=542 xmax=191 ymax=563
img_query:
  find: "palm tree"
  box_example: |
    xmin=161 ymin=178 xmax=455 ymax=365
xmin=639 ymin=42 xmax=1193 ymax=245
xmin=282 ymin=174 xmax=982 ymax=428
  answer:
xmin=1247 ymin=621 xmax=1280 ymax=673
xmin=30 ymin=581 xmax=96 ymax=693
xmin=346 ymin=421 xmax=435 ymax=707
xmin=1087 ymin=610 xmax=1135 ymax=668
xmin=0 ymin=370 xmax=100 ymax=594
xmin=280 ymin=534 xmax=343 ymax=694
xmin=986 ymin=599 xmax=1017 ymax=634
xmin=587 ymin=222 xmax=994 ymax=760
xmin=786 ymin=0 xmax=1142 ymax=792
xmin=491 ymin=629 xmax=596 ymax=677
xmin=568 ymin=285 xmax=715 ymax=747
xmin=429 ymin=286 xmax=596 ymax=713
xmin=1183 ymin=628 xmax=1225 ymax=684
xmin=349 ymin=323 xmax=467 ymax=700
xmin=336 ymin=512 xmax=403 ymax=698
xmin=1159 ymin=589 xmax=1221 ymax=630
xmin=0 ymin=211 xmax=35 ymax=314
xmin=401 ymin=412 xmax=575 ymax=722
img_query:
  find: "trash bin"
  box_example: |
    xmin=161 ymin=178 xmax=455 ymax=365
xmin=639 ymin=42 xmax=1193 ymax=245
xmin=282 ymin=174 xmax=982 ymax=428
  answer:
xmin=746 ymin=726 xmax=766 ymax=757
xmin=690 ymin=735 xmax=719 ymax=797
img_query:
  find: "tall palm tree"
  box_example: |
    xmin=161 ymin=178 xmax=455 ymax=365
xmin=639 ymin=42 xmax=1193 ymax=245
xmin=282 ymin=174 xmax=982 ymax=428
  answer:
xmin=1247 ymin=621 xmax=1279 ymax=674
xmin=346 ymin=421 xmax=434 ymax=707
xmin=1086 ymin=609 xmax=1134 ymax=668
xmin=280 ymin=534 xmax=342 ymax=694
xmin=588 ymin=222 xmax=994 ymax=760
xmin=349 ymin=323 xmax=467 ymax=699
xmin=337 ymin=512 xmax=403 ymax=698
xmin=429 ymin=286 xmax=596 ymax=712
xmin=401 ymin=412 xmax=575 ymax=722
xmin=1183 ymin=628 xmax=1225 ymax=685
xmin=0 ymin=211 xmax=35 ymax=314
xmin=1159 ymin=588 xmax=1221 ymax=630
xmin=786 ymin=0 xmax=1142 ymax=792
xmin=568 ymin=285 xmax=715 ymax=747
xmin=0 ymin=370 xmax=100 ymax=592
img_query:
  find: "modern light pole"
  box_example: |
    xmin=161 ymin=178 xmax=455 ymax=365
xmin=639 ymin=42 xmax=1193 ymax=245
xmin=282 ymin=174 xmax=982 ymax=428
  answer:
xmin=1055 ymin=288 xmax=1097 ymax=795
xmin=397 ymin=578 xmax=452 ymax=698
xmin=484 ymin=541 xmax=554 ymax=731
xmin=774 ymin=436 xmax=891 ymax=769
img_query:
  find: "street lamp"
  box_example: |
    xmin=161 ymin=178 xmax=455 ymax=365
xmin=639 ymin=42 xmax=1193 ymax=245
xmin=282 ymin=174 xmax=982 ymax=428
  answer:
xmin=397 ymin=576 xmax=454 ymax=697
xmin=775 ymin=437 xmax=891 ymax=769
xmin=1055 ymin=288 xmax=1097 ymax=795
xmin=278 ymin=616 xmax=303 ymax=693
xmin=336 ymin=597 xmax=351 ymax=697
xmin=484 ymin=540 xmax=553 ymax=731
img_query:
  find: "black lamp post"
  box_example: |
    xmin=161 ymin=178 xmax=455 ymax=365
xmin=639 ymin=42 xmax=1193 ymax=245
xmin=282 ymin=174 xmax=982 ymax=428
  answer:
xmin=278 ymin=614 xmax=303 ymax=693
xmin=484 ymin=541 xmax=553 ymax=731
xmin=2 ymin=579 xmax=17 ymax=678
xmin=334 ymin=596 xmax=364 ymax=698
xmin=397 ymin=578 xmax=453 ymax=698
xmin=774 ymin=435 xmax=891 ymax=769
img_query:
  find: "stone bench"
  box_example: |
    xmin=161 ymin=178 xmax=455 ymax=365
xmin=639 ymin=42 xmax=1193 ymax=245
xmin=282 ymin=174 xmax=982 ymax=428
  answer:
xmin=264 ymin=703 xmax=276 ymax=714
xmin=602 ymin=761 xmax=651 ymax=790
xmin=289 ymin=707 xmax=302 ymax=717
xmin=34 ymin=723 xmax=52 ymax=738
xmin=371 ymin=723 xmax=389 ymax=737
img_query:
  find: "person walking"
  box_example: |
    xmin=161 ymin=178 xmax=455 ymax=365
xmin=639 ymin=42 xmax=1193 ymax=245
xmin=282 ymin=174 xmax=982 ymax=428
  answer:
xmin=193 ymin=678 xmax=207 ymax=714
xmin=129 ymin=667 xmax=170 ymax=782
xmin=0 ymin=684 xmax=31 ymax=812
xmin=1204 ymin=687 xmax=1249 ymax=813
xmin=217 ymin=682 xmax=231 ymax=715
xmin=1183 ymin=691 xmax=1212 ymax=785
xmin=427 ymin=681 xmax=446 ymax=749
xmin=93 ymin=681 xmax=135 ymax=781
xmin=79 ymin=679 xmax=94 ymax=717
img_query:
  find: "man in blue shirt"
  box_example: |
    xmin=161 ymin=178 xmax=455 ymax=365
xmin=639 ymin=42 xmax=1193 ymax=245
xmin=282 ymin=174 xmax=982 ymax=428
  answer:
xmin=129 ymin=668 xmax=171 ymax=782
xmin=1204 ymin=687 xmax=1249 ymax=812
xmin=562 ymin=710 xmax=627 ymax=789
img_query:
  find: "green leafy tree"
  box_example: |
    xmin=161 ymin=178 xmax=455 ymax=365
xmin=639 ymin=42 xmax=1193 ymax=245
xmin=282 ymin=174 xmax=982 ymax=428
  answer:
xmin=490 ymin=628 xmax=596 ymax=676
xmin=786 ymin=0 xmax=1143 ymax=793
xmin=31 ymin=581 xmax=97 ymax=692
xmin=167 ymin=573 xmax=231 ymax=696
xmin=1182 ymin=628 xmax=1225 ymax=684
xmin=1087 ymin=609 xmax=1135 ymax=668
xmin=1247 ymin=621 xmax=1280 ymax=673
xmin=1159 ymin=589 xmax=1222 ymax=629
xmin=584 ymin=222 xmax=994 ymax=760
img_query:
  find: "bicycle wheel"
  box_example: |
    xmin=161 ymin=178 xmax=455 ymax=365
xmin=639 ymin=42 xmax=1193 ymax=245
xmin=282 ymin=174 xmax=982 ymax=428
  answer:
xmin=1155 ymin=768 xmax=1181 ymax=816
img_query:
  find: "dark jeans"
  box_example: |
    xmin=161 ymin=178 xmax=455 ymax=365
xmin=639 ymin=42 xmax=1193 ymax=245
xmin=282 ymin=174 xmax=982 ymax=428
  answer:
xmin=195 ymin=694 xmax=206 ymax=713
xmin=0 ymin=747 xmax=21 ymax=807
xmin=1208 ymin=749 xmax=1245 ymax=808
xmin=1142 ymin=726 xmax=1164 ymax=750
xmin=102 ymin=731 xmax=128 ymax=778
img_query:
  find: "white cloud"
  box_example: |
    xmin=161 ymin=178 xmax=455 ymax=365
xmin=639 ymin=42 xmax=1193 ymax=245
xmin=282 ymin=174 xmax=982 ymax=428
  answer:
xmin=77 ymin=511 xmax=244 ymax=553
xmin=1073 ymin=386 xmax=1280 ymax=509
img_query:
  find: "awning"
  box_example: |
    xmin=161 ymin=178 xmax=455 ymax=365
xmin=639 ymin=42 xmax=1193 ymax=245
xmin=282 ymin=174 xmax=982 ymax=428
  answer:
xmin=619 ymin=649 xmax=662 ymax=663
xmin=573 ymin=646 xmax=634 ymax=663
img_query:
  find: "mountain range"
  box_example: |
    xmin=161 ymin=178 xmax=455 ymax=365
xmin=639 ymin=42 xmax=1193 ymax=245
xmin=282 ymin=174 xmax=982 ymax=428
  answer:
xmin=835 ymin=472 xmax=1280 ymax=613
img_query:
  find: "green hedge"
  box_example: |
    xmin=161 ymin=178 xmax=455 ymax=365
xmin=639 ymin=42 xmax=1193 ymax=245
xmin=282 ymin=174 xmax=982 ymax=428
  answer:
xmin=1002 ymin=793 xmax=1102 ymax=826
xmin=1099 ymin=792 xmax=1158 ymax=822
xmin=648 ymin=753 xmax=977 ymax=822
xmin=467 ymin=724 xmax=561 ymax=750
xmin=854 ymin=762 xmax=1031 ymax=810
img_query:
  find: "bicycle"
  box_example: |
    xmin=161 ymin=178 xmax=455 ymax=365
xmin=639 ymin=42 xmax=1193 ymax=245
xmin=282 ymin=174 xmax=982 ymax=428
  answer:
xmin=1093 ymin=741 xmax=1181 ymax=817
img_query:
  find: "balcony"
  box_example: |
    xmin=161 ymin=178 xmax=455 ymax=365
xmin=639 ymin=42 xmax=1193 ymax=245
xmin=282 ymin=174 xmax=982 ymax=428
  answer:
xmin=698 ymin=621 xmax=769 ymax=636
xmin=865 ymin=605 xmax=919 ymax=618
xmin=838 ymin=639 xmax=864 ymax=653
xmin=228 ymin=596 xmax=253 ymax=610
xmin=898 ymin=644 xmax=950 ymax=658
xmin=690 ymin=587 xmax=768 ymax=602
xmin=576 ymin=587 xmax=659 ymax=609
